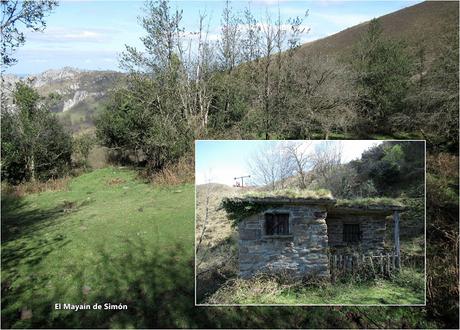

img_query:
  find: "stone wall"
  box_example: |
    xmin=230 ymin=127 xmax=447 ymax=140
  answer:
xmin=238 ymin=205 xmax=330 ymax=279
xmin=326 ymin=215 xmax=386 ymax=252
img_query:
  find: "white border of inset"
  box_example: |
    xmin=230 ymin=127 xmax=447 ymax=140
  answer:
xmin=194 ymin=139 xmax=427 ymax=307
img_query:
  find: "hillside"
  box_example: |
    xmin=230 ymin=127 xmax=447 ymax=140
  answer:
xmin=2 ymin=68 xmax=125 ymax=133
xmin=300 ymin=1 xmax=458 ymax=60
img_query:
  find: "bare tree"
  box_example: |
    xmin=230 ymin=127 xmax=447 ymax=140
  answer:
xmin=247 ymin=143 xmax=294 ymax=190
xmin=283 ymin=141 xmax=312 ymax=188
xmin=311 ymin=141 xmax=343 ymax=181
xmin=280 ymin=54 xmax=356 ymax=139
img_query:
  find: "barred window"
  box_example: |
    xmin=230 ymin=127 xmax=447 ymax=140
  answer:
xmin=343 ymin=224 xmax=361 ymax=243
xmin=265 ymin=213 xmax=290 ymax=235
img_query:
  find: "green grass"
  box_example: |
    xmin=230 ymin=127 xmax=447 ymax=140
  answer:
xmin=208 ymin=269 xmax=425 ymax=305
xmin=336 ymin=197 xmax=404 ymax=208
xmin=241 ymin=189 xmax=333 ymax=200
xmin=1 ymin=168 xmax=194 ymax=328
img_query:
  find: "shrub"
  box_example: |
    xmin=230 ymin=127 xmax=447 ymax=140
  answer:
xmin=143 ymin=154 xmax=194 ymax=185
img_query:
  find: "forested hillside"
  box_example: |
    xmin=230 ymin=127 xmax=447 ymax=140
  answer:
xmin=95 ymin=0 xmax=458 ymax=173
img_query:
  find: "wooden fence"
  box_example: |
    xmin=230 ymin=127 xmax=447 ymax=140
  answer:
xmin=329 ymin=252 xmax=401 ymax=279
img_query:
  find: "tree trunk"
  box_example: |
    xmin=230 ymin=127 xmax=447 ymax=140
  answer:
xmin=29 ymin=155 xmax=36 ymax=182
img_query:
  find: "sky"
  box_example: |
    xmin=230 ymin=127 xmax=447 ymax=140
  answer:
xmin=6 ymin=0 xmax=422 ymax=75
xmin=195 ymin=140 xmax=383 ymax=186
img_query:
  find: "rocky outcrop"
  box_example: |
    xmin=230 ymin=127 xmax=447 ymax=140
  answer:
xmin=63 ymin=90 xmax=89 ymax=112
xmin=2 ymin=67 xmax=123 ymax=113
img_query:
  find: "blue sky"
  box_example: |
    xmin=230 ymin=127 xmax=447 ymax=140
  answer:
xmin=195 ymin=140 xmax=382 ymax=186
xmin=6 ymin=0 xmax=421 ymax=75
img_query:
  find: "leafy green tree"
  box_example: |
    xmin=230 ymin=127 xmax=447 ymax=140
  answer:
xmin=97 ymin=0 xmax=193 ymax=171
xmin=1 ymin=0 xmax=58 ymax=68
xmin=96 ymin=78 xmax=191 ymax=171
xmin=352 ymin=141 xmax=425 ymax=196
xmin=351 ymin=19 xmax=412 ymax=134
xmin=1 ymin=83 xmax=72 ymax=183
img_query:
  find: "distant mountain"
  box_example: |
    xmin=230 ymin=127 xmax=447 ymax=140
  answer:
xmin=2 ymin=67 xmax=125 ymax=133
xmin=299 ymin=1 xmax=458 ymax=60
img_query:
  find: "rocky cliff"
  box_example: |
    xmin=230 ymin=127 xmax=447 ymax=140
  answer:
xmin=2 ymin=67 xmax=124 ymax=114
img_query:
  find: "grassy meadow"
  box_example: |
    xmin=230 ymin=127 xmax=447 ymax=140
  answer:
xmin=1 ymin=168 xmax=194 ymax=328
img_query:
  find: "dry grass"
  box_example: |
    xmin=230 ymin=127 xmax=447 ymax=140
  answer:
xmin=150 ymin=155 xmax=195 ymax=185
xmin=427 ymin=153 xmax=459 ymax=179
xmin=195 ymin=183 xmax=245 ymax=301
xmin=206 ymin=276 xmax=283 ymax=304
xmin=106 ymin=177 xmax=127 ymax=186
xmin=1 ymin=177 xmax=71 ymax=197
xmin=195 ymin=184 xmax=239 ymax=262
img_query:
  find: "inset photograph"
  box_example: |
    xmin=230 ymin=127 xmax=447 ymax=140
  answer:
xmin=195 ymin=140 xmax=425 ymax=305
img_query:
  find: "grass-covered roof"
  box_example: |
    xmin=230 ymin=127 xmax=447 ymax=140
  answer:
xmin=220 ymin=189 xmax=405 ymax=224
xmin=335 ymin=197 xmax=404 ymax=208
xmin=239 ymin=188 xmax=334 ymax=200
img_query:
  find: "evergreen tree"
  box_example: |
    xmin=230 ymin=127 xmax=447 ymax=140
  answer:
xmin=351 ymin=19 xmax=412 ymax=134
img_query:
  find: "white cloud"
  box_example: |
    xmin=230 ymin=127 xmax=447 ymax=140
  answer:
xmin=26 ymin=27 xmax=119 ymax=44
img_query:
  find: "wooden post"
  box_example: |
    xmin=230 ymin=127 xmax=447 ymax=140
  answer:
xmin=380 ymin=254 xmax=384 ymax=273
xmin=393 ymin=210 xmax=401 ymax=270
xmin=369 ymin=256 xmax=376 ymax=277
xmin=386 ymin=253 xmax=390 ymax=275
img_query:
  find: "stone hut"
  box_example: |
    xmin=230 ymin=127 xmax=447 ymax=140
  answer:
xmin=223 ymin=195 xmax=403 ymax=279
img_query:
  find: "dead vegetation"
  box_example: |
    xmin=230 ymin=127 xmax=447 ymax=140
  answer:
xmin=195 ymin=183 xmax=244 ymax=302
xmin=148 ymin=155 xmax=195 ymax=185
xmin=106 ymin=177 xmax=127 ymax=186
xmin=1 ymin=177 xmax=70 ymax=197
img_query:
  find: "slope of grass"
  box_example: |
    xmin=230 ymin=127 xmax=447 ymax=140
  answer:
xmin=1 ymin=168 xmax=194 ymax=328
